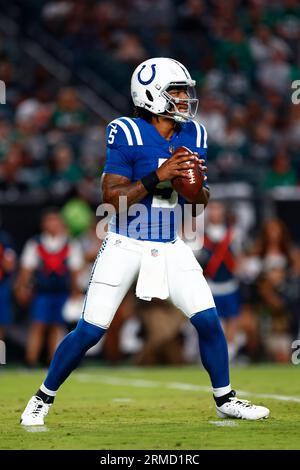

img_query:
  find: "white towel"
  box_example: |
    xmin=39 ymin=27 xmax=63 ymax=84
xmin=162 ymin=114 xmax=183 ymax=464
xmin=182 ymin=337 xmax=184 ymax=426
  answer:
xmin=136 ymin=242 xmax=169 ymax=301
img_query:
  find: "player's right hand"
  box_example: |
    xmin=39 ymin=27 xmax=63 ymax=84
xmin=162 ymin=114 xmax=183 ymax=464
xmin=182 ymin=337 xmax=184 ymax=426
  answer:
xmin=156 ymin=150 xmax=200 ymax=182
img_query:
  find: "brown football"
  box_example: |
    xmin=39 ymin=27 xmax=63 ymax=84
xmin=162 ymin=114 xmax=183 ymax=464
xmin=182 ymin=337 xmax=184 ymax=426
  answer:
xmin=171 ymin=146 xmax=204 ymax=202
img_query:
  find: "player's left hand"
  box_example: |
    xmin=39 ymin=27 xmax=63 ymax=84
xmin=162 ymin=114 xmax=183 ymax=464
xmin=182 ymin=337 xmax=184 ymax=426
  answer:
xmin=184 ymin=153 xmax=207 ymax=181
xmin=198 ymin=158 xmax=208 ymax=182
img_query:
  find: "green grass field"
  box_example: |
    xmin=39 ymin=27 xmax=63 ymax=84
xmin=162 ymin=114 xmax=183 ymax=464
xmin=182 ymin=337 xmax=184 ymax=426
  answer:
xmin=1 ymin=364 xmax=299 ymax=450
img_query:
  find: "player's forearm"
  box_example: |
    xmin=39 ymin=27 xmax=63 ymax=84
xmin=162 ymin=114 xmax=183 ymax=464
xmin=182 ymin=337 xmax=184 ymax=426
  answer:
xmin=192 ymin=187 xmax=210 ymax=207
xmin=189 ymin=188 xmax=210 ymax=217
xmin=103 ymin=180 xmax=148 ymax=212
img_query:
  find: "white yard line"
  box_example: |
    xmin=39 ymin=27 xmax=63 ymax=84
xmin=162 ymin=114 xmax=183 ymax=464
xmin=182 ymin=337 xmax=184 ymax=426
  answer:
xmin=22 ymin=426 xmax=49 ymax=433
xmin=111 ymin=398 xmax=135 ymax=403
xmin=209 ymin=421 xmax=239 ymax=427
xmin=74 ymin=374 xmax=300 ymax=404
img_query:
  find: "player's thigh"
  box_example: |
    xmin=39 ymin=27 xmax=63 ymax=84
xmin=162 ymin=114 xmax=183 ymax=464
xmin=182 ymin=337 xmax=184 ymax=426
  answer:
xmin=83 ymin=235 xmax=141 ymax=328
xmin=167 ymin=241 xmax=215 ymax=318
xmin=170 ymin=270 xmax=215 ymax=318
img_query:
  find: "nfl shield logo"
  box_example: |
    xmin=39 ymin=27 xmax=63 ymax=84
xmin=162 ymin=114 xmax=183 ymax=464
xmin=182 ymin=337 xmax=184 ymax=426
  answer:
xmin=151 ymin=249 xmax=159 ymax=257
xmin=169 ymin=146 xmax=175 ymax=154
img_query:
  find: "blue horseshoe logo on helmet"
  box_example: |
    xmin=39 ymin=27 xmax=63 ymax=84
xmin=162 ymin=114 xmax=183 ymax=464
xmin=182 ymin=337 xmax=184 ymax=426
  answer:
xmin=137 ymin=64 xmax=156 ymax=85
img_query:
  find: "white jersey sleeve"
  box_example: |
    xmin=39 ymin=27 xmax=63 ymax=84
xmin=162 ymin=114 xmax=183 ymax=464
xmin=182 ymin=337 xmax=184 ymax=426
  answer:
xmin=67 ymin=240 xmax=85 ymax=271
xmin=20 ymin=239 xmax=39 ymax=270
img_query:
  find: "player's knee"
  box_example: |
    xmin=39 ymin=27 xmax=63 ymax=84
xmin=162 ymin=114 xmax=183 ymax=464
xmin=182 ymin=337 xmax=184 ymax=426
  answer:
xmin=73 ymin=318 xmax=106 ymax=348
xmin=190 ymin=307 xmax=222 ymax=338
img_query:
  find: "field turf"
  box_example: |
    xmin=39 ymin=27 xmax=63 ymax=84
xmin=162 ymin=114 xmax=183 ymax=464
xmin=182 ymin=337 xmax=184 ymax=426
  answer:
xmin=0 ymin=364 xmax=299 ymax=450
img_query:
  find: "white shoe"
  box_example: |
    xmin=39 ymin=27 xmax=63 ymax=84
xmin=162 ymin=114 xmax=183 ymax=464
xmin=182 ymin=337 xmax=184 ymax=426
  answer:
xmin=20 ymin=396 xmax=51 ymax=426
xmin=216 ymin=392 xmax=270 ymax=420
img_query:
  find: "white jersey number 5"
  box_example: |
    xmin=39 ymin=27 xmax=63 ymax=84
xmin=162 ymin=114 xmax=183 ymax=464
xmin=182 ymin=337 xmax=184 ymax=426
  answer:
xmin=151 ymin=158 xmax=178 ymax=208
xmin=108 ymin=124 xmax=118 ymax=145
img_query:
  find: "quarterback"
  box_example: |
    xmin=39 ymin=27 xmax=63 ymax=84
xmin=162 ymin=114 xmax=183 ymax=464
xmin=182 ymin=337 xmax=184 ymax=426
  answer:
xmin=21 ymin=58 xmax=269 ymax=424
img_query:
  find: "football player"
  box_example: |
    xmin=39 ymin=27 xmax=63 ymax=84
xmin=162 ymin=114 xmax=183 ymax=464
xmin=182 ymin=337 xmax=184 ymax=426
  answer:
xmin=21 ymin=58 xmax=269 ymax=425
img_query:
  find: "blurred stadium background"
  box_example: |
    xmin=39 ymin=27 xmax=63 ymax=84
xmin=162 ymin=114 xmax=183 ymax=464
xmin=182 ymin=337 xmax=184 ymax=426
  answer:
xmin=0 ymin=0 xmax=300 ymax=370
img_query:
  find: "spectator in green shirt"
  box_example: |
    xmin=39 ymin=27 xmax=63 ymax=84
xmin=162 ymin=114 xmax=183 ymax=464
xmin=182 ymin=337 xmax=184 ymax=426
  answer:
xmin=51 ymin=87 xmax=87 ymax=133
xmin=43 ymin=144 xmax=83 ymax=199
xmin=264 ymin=151 xmax=298 ymax=190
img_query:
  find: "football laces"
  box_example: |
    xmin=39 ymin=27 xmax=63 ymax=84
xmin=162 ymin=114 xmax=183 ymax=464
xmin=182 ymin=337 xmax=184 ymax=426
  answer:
xmin=27 ymin=397 xmax=48 ymax=417
xmin=229 ymin=397 xmax=253 ymax=408
xmin=188 ymin=167 xmax=196 ymax=184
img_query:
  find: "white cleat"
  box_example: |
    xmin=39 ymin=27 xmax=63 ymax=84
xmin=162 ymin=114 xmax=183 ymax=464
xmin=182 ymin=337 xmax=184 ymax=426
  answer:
xmin=20 ymin=396 xmax=51 ymax=426
xmin=216 ymin=393 xmax=270 ymax=420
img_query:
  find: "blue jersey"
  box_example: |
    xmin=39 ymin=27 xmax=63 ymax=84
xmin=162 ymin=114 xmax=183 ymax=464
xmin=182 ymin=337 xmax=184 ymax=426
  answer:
xmin=104 ymin=116 xmax=208 ymax=242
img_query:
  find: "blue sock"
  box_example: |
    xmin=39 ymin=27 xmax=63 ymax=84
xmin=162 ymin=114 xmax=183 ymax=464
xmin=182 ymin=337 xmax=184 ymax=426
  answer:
xmin=43 ymin=318 xmax=106 ymax=392
xmin=190 ymin=307 xmax=230 ymax=389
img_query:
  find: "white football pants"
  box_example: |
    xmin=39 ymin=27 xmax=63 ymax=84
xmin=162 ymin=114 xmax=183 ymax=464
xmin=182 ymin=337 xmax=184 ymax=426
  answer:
xmin=82 ymin=232 xmax=215 ymax=328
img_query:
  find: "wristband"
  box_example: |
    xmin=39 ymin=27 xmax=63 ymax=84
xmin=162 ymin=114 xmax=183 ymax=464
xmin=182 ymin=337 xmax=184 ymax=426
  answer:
xmin=141 ymin=171 xmax=160 ymax=193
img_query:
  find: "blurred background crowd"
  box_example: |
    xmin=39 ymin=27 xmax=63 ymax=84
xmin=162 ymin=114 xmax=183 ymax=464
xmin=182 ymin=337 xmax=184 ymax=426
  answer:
xmin=0 ymin=0 xmax=300 ymax=367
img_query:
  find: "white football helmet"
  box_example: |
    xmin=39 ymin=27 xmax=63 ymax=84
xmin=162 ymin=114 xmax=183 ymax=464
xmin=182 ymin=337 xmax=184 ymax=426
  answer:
xmin=131 ymin=57 xmax=198 ymax=123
